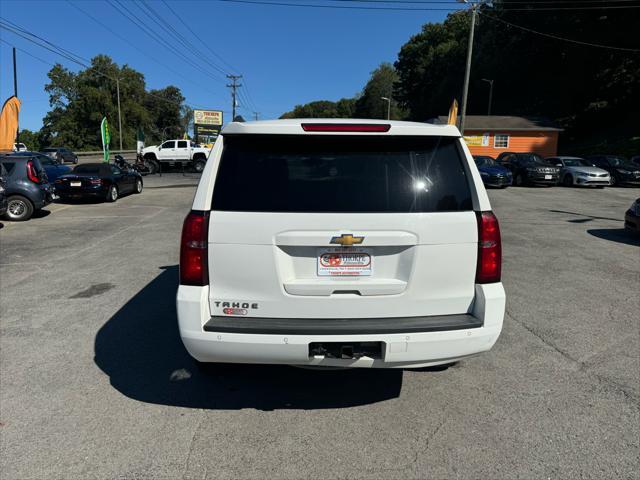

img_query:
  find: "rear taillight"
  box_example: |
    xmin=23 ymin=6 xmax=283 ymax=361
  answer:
xmin=180 ymin=210 xmax=210 ymax=286
xmin=26 ymin=161 xmax=40 ymax=184
xmin=301 ymin=123 xmax=391 ymax=132
xmin=476 ymin=211 xmax=501 ymax=284
xmin=90 ymin=178 xmax=102 ymax=185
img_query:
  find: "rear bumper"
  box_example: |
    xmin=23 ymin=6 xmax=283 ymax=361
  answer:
xmin=177 ymin=283 xmax=506 ymax=368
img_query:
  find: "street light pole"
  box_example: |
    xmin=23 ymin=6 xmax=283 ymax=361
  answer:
xmin=459 ymin=0 xmax=478 ymax=134
xmin=482 ymin=78 xmax=494 ymax=116
xmin=116 ymin=78 xmax=123 ymax=151
xmin=381 ymin=97 xmax=391 ymax=120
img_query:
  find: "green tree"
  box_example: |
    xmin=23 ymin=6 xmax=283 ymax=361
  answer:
xmin=280 ymin=98 xmax=357 ymax=119
xmin=41 ymin=55 xmax=184 ymax=150
xmin=354 ymin=63 xmax=405 ymax=120
xmin=17 ymin=129 xmax=41 ymax=151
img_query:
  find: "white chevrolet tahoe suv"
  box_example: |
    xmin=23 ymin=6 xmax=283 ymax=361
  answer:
xmin=177 ymin=119 xmax=505 ymax=369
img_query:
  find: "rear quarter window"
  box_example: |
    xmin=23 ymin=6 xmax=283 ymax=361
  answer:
xmin=0 ymin=161 xmax=16 ymax=174
xmin=212 ymin=135 xmax=472 ymax=213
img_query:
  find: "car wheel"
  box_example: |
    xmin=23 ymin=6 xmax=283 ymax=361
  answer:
xmin=563 ymin=174 xmax=573 ymax=187
xmin=145 ymin=160 xmax=159 ymax=175
xmin=106 ymin=185 xmax=118 ymax=202
xmin=134 ymin=179 xmax=143 ymax=194
xmin=73 ymin=156 xmax=78 ymax=164
xmin=610 ymin=175 xmax=617 ymax=187
xmin=515 ymin=173 xmax=524 ymax=186
xmin=193 ymin=160 xmax=206 ymax=173
xmin=5 ymin=195 xmax=34 ymax=221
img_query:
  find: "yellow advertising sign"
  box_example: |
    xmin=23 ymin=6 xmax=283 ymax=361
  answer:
xmin=464 ymin=134 xmax=490 ymax=147
xmin=194 ymin=110 xmax=223 ymax=126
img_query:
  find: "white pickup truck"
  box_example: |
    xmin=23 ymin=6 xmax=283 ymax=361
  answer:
xmin=141 ymin=139 xmax=211 ymax=173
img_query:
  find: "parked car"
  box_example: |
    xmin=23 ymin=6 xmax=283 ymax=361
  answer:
xmin=625 ymin=198 xmax=640 ymax=234
xmin=473 ymin=155 xmax=512 ymax=188
xmin=0 ymin=153 xmax=54 ymax=221
xmin=178 ymin=119 xmax=505 ymax=369
xmin=545 ymin=156 xmax=610 ymax=188
xmin=495 ymin=152 xmax=560 ymax=186
xmin=55 ymin=163 xmax=143 ymax=202
xmin=630 ymin=156 xmax=640 ymax=168
xmin=11 ymin=151 xmax=72 ymax=184
xmin=13 ymin=142 xmax=27 ymax=152
xmin=41 ymin=147 xmax=79 ymax=164
xmin=0 ymin=164 xmax=8 ymax=218
xmin=585 ymin=155 xmax=640 ymax=187
xmin=141 ymin=139 xmax=210 ymax=173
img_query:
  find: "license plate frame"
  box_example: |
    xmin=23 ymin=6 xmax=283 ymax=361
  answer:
xmin=70 ymin=181 xmax=82 ymax=187
xmin=544 ymin=174 xmax=552 ymax=180
xmin=317 ymin=247 xmax=372 ymax=277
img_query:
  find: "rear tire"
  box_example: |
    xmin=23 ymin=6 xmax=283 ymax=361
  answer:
xmin=106 ymin=185 xmax=118 ymax=202
xmin=5 ymin=195 xmax=34 ymax=221
xmin=145 ymin=160 xmax=159 ymax=175
xmin=515 ymin=173 xmax=524 ymax=187
xmin=610 ymin=175 xmax=617 ymax=187
xmin=193 ymin=159 xmax=206 ymax=173
xmin=134 ymin=178 xmax=143 ymax=194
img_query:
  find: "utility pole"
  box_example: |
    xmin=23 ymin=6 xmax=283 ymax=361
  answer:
xmin=13 ymin=47 xmax=19 ymax=143
xmin=253 ymin=111 xmax=260 ymax=121
xmin=116 ymin=78 xmax=123 ymax=151
xmin=482 ymin=78 xmax=494 ymax=116
xmin=226 ymin=74 xmax=243 ymax=121
xmin=459 ymin=0 xmax=479 ymax=134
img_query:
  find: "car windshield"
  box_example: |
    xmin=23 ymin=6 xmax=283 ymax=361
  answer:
xmin=608 ymin=156 xmax=633 ymax=168
xmin=74 ymin=165 xmax=102 ymax=174
xmin=562 ymin=158 xmax=585 ymax=167
xmin=475 ymin=157 xmax=496 ymax=167
xmin=517 ymin=154 xmax=546 ymax=165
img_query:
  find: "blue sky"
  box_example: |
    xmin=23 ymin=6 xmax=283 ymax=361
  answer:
xmin=0 ymin=0 xmax=458 ymax=131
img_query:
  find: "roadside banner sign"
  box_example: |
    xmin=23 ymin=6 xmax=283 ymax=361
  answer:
xmin=194 ymin=109 xmax=223 ymax=145
xmin=0 ymin=96 xmax=21 ymax=151
xmin=464 ymin=133 xmax=490 ymax=146
xmin=101 ymin=117 xmax=110 ymax=163
xmin=136 ymin=127 xmax=144 ymax=155
xmin=447 ymin=99 xmax=458 ymax=126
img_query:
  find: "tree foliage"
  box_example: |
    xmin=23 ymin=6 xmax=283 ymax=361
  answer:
xmin=394 ymin=2 xmax=639 ymax=150
xmin=39 ymin=55 xmax=185 ymax=150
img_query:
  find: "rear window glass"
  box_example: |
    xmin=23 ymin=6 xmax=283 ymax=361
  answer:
xmin=74 ymin=165 xmax=107 ymax=175
xmin=212 ymin=135 xmax=472 ymax=213
xmin=1 ymin=161 xmax=16 ymax=174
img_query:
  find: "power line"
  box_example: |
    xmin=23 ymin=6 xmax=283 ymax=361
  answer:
xmin=478 ymin=11 xmax=640 ymax=52
xmin=65 ymin=0 xmax=227 ymax=101
xmin=215 ymin=0 xmax=640 ymax=10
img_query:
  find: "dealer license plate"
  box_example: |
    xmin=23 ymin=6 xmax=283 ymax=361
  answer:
xmin=70 ymin=181 xmax=82 ymax=187
xmin=317 ymin=248 xmax=372 ymax=277
xmin=544 ymin=175 xmax=552 ymax=180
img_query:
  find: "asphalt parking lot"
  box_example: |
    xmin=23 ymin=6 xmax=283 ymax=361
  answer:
xmin=1 ymin=176 xmax=638 ymax=479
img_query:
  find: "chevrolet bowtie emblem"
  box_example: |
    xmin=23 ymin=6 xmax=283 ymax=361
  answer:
xmin=330 ymin=234 xmax=364 ymax=246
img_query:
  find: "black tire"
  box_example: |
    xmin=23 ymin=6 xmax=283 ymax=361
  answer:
xmin=515 ymin=173 xmax=525 ymax=187
xmin=73 ymin=156 xmax=78 ymax=165
xmin=563 ymin=174 xmax=573 ymax=187
xmin=610 ymin=175 xmax=617 ymax=187
xmin=145 ymin=160 xmax=159 ymax=175
xmin=193 ymin=159 xmax=206 ymax=173
xmin=5 ymin=195 xmax=34 ymax=221
xmin=106 ymin=185 xmax=118 ymax=202
xmin=596 ymin=185 xmax=605 ymax=189
xmin=134 ymin=178 xmax=143 ymax=194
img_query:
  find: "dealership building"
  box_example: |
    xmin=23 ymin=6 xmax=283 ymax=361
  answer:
xmin=434 ymin=115 xmax=562 ymax=158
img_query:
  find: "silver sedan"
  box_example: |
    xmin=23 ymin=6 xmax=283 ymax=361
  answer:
xmin=546 ymin=156 xmax=611 ymax=188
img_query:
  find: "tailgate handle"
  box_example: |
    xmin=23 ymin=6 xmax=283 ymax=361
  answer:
xmin=332 ymin=290 xmax=361 ymax=296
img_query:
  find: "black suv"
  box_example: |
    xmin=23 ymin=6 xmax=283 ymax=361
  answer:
xmin=0 ymin=154 xmax=54 ymax=221
xmin=496 ymin=152 xmax=560 ymax=186
xmin=585 ymin=155 xmax=640 ymax=187
xmin=41 ymin=147 xmax=79 ymax=164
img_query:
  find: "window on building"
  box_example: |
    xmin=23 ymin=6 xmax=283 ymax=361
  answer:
xmin=494 ymin=134 xmax=509 ymax=148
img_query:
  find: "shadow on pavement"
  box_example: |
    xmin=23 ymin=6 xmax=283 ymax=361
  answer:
xmin=94 ymin=266 xmax=403 ymax=410
xmin=587 ymin=228 xmax=640 ymax=246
